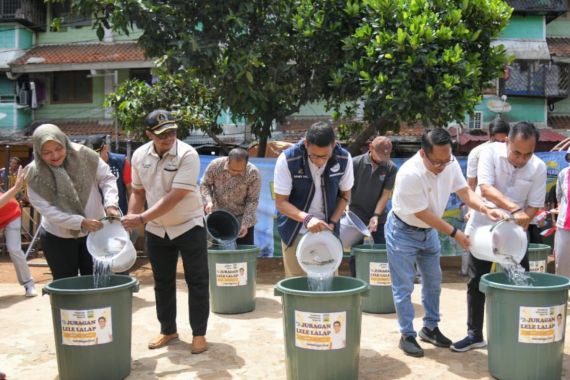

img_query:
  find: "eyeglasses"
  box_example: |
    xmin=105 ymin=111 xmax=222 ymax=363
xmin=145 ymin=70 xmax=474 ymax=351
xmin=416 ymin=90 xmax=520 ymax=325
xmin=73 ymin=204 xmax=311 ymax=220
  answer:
xmin=425 ymin=154 xmax=455 ymax=168
xmin=153 ymin=129 xmax=177 ymax=140
xmin=308 ymin=153 xmax=330 ymax=161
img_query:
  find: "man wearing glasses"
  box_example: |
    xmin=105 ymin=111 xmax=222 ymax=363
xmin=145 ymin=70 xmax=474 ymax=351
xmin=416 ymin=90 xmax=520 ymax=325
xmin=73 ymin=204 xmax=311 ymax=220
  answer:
xmin=274 ymin=121 xmax=354 ymax=277
xmin=200 ymin=147 xmax=261 ymax=245
xmin=385 ymin=128 xmax=506 ymax=358
xmin=451 ymin=122 xmax=546 ymax=353
xmin=121 ymin=109 xmax=209 ymax=354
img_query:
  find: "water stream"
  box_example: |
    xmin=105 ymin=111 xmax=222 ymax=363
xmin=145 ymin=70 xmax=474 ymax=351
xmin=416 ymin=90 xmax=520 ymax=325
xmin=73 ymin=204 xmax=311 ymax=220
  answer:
xmin=307 ymin=272 xmax=334 ymax=292
xmin=501 ymin=256 xmax=534 ymax=286
xmin=93 ymin=257 xmax=113 ymax=288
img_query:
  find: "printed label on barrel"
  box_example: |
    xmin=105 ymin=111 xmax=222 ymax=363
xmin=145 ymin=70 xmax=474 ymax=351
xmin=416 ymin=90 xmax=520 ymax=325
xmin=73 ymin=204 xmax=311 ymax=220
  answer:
xmin=518 ymin=305 xmax=566 ymax=343
xmin=216 ymin=262 xmax=247 ymax=286
xmin=369 ymin=262 xmax=391 ymax=286
xmin=60 ymin=307 xmax=112 ymax=346
xmin=294 ymin=311 xmax=346 ymax=350
xmin=529 ymin=260 xmax=546 ymax=273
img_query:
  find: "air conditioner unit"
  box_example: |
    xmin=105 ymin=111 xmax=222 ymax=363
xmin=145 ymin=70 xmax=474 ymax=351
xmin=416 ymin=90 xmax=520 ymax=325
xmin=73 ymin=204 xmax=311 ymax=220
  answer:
xmin=468 ymin=111 xmax=483 ymax=129
xmin=17 ymin=90 xmax=29 ymax=106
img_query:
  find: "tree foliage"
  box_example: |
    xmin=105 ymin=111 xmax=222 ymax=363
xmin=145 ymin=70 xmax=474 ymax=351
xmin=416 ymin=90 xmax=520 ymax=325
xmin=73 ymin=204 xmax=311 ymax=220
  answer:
xmin=104 ymin=67 xmax=221 ymax=141
xmin=68 ymin=0 xmax=512 ymax=155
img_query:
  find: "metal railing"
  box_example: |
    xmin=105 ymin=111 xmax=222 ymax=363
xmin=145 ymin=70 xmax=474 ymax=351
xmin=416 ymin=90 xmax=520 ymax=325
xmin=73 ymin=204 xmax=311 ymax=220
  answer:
xmin=0 ymin=0 xmax=46 ymax=31
xmin=500 ymin=61 xmax=569 ymax=100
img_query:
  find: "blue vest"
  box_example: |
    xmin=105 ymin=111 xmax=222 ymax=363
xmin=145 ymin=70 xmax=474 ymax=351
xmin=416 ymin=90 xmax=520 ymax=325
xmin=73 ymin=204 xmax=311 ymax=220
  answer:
xmin=107 ymin=152 xmax=128 ymax=215
xmin=277 ymin=141 xmax=350 ymax=247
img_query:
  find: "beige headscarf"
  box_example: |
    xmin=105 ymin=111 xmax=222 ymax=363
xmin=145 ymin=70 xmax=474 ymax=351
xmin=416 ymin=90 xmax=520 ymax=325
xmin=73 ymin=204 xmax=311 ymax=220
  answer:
xmin=25 ymin=124 xmax=100 ymax=216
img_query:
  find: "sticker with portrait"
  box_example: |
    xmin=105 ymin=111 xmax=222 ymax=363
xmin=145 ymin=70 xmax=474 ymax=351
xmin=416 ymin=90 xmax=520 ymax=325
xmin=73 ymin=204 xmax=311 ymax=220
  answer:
xmin=60 ymin=307 xmax=112 ymax=346
xmin=294 ymin=311 xmax=346 ymax=350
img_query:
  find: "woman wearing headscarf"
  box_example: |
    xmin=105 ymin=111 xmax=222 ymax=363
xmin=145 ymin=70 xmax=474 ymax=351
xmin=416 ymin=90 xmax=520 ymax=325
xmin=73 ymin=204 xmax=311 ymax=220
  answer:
xmin=26 ymin=124 xmax=120 ymax=280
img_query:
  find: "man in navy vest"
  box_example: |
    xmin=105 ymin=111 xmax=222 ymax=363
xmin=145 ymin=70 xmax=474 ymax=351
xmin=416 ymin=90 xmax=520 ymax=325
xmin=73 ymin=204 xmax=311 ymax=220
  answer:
xmin=88 ymin=135 xmax=132 ymax=216
xmin=274 ymin=122 xmax=354 ymax=277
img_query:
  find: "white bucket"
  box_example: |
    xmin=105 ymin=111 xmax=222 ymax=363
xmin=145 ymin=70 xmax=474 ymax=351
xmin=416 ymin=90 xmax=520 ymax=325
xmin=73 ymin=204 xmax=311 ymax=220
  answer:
xmin=87 ymin=220 xmax=137 ymax=273
xmin=296 ymin=230 xmax=343 ymax=275
xmin=339 ymin=211 xmax=371 ymax=250
xmin=469 ymin=220 xmax=527 ymax=265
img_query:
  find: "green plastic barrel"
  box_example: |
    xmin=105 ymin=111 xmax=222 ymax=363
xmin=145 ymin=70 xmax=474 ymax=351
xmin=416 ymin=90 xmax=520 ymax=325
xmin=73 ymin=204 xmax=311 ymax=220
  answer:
xmin=480 ymin=272 xmax=570 ymax=380
xmin=274 ymin=276 xmax=369 ymax=380
xmin=43 ymin=275 xmax=139 ymax=380
xmin=208 ymin=244 xmax=259 ymax=313
xmin=352 ymin=244 xmax=395 ymax=314
xmin=497 ymin=243 xmax=551 ymax=273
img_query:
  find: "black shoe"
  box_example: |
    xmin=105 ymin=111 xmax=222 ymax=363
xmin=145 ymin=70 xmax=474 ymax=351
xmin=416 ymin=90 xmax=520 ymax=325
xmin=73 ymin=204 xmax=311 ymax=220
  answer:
xmin=399 ymin=336 xmax=424 ymax=357
xmin=418 ymin=327 xmax=452 ymax=348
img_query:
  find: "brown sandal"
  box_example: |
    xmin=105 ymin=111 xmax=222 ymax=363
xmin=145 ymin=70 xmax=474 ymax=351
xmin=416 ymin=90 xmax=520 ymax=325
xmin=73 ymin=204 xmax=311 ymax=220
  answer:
xmin=148 ymin=333 xmax=179 ymax=349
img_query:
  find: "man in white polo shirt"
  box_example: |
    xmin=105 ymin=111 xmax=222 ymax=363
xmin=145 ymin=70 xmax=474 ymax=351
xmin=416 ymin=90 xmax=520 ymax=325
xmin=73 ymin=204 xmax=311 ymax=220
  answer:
xmin=451 ymin=121 xmax=546 ymax=352
xmin=121 ymin=109 xmax=209 ymax=354
xmin=386 ymin=128 xmax=505 ymax=358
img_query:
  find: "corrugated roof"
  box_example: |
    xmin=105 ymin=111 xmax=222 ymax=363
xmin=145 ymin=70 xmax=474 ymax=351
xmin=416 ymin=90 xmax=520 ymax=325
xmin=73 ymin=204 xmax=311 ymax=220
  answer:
xmin=27 ymin=120 xmax=117 ymax=137
xmin=549 ymin=115 xmax=570 ymax=130
xmin=548 ymin=37 xmax=570 ymax=59
xmin=10 ymin=43 xmax=147 ymax=66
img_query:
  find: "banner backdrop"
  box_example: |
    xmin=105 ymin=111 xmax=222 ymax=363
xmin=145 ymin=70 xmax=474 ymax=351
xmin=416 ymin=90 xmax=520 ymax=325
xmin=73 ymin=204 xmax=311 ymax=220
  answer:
xmin=199 ymin=151 xmax=568 ymax=257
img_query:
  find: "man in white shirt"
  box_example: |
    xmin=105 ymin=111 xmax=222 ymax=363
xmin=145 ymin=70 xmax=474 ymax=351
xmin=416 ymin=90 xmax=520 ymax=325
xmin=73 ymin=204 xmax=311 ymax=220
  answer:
xmin=386 ymin=128 xmax=505 ymax=358
xmin=466 ymin=119 xmax=510 ymax=191
xmin=121 ymin=109 xmax=209 ymax=354
xmin=460 ymin=119 xmax=510 ymax=275
xmin=451 ymin=121 xmax=546 ymax=352
xmin=274 ymin=122 xmax=354 ymax=277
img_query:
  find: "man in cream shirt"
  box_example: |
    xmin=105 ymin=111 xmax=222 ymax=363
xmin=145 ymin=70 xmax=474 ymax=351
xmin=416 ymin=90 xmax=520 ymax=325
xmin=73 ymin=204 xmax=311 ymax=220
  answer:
xmin=385 ymin=128 xmax=505 ymax=358
xmin=121 ymin=109 xmax=209 ymax=354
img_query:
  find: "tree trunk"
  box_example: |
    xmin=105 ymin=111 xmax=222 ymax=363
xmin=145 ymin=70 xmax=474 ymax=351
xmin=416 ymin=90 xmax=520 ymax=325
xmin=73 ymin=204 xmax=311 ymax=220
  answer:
xmin=256 ymin=119 xmax=272 ymax=158
xmin=346 ymin=119 xmax=384 ymax=157
xmin=206 ymin=123 xmax=231 ymax=155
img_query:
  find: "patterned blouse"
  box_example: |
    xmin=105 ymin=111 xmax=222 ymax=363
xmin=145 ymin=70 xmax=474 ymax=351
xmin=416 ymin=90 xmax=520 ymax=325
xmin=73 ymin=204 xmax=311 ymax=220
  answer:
xmin=200 ymin=157 xmax=261 ymax=228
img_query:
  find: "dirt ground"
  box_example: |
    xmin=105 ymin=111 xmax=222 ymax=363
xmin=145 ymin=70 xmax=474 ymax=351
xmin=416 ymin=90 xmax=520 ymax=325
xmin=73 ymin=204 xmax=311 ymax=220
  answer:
xmin=1 ymin=253 xmax=569 ymax=380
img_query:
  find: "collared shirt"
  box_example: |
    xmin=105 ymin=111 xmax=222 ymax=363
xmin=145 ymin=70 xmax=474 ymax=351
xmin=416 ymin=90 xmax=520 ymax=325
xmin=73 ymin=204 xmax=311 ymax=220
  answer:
xmin=350 ymin=152 xmax=397 ymax=224
xmin=466 ymin=141 xmax=491 ymax=179
xmin=466 ymin=142 xmax=546 ymax=233
xmin=200 ymin=157 xmax=261 ymax=228
xmin=28 ymin=158 xmax=119 ymax=238
xmin=131 ymin=140 xmax=204 ymax=239
xmin=274 ymin=152 xmax=354 ymax=233
xmin=392 ymin=152 xmax=467 ymax=228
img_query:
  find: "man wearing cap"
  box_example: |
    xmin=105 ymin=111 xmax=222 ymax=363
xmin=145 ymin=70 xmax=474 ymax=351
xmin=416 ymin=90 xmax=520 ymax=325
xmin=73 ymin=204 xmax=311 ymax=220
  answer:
xmin=451 ymin=121 xmax=546 ymax=353
xmin=274 ymin=121 xmax=354 ymax=277
xmin=200 ymin=147 xmax=261 ymax=245
xmin=88 ymin=135 xmax=132 ymax=216
xmin=121 ymin=109 xmax=209 ymax=354
xmin=386 ymin=128 xmax=506 ymax=358
xmin=348 ymin=136 xmax=397 ymax=275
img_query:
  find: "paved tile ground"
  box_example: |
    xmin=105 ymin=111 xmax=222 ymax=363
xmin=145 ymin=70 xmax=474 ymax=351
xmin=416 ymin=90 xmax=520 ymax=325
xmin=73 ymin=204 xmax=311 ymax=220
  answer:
xmin=1 ymin=256 xmax=569 ymax=379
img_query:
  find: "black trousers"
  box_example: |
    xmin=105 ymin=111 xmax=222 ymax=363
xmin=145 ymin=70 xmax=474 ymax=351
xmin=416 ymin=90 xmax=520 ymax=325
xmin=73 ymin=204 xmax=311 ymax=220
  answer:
xmin=236 ymin=226 xmax=254 ymax=245
xmin=146 ymin=226 xmax=209 ymax=336
xmin=466 ymin=251 xmax=529 ymax=338
xmin=41 ymin=229 xmax=93 ymax=280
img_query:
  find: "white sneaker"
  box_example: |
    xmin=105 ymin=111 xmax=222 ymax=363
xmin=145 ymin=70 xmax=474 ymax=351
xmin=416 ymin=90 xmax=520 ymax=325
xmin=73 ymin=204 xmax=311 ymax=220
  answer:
xmin=25 ymin=284 xmax=37 ymax=297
